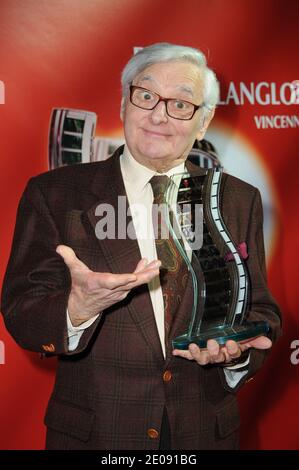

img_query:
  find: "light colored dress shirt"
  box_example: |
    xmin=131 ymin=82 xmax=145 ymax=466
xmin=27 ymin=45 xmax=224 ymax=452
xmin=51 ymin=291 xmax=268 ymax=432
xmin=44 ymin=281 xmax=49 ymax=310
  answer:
xmin=67 ymin=145 xmax=249 ymax=387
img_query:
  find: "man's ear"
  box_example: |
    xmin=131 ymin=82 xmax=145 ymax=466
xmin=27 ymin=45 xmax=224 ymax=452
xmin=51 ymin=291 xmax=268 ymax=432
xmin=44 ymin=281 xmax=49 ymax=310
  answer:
xmin=197 ymin=108 xmax=215 ymax=140
xmin=120 ymin=97 xmax=125 ymax=121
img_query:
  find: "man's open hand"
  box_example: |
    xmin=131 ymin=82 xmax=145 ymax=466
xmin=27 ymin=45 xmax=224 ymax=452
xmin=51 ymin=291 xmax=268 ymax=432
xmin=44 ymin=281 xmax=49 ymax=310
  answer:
xmin=172 ymin=336 xmax=272 ymax=366
xmin=56 ymin=245 xmax=161 ymax=326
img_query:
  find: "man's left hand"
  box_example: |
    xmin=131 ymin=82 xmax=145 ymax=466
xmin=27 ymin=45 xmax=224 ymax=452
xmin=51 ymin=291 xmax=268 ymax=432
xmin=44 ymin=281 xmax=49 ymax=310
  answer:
xmin=172 ymin=336 xmax=272 ymax=366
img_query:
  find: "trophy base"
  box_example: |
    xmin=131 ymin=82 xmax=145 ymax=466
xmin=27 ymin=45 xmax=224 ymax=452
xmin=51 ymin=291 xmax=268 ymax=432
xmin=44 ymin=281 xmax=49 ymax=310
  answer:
xmin=172 ymin=321 xmax=269 ymax=350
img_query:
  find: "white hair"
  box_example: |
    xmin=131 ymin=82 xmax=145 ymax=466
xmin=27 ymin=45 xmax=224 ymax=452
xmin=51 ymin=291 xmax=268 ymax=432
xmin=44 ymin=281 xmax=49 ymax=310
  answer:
xmin=121 ymin=42 xmax=219 ymax=114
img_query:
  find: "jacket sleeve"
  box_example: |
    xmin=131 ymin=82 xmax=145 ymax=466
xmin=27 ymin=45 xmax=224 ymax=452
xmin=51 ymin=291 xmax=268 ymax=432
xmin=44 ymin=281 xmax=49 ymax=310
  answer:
xmin=219 ymin=187 xmax=282 ymax=391
xmin=1 ymin=177 xmax=101 ymax=355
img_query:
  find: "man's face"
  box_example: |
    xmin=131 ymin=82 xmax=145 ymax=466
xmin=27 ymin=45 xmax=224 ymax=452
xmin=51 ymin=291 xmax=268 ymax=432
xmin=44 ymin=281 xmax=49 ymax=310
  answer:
xmin=122 ymin=61 xmax=214 ymax=172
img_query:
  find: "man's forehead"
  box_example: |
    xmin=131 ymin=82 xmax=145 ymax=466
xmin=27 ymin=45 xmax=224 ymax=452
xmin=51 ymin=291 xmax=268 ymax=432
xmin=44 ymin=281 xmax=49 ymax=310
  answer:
xmin=134 ymin=64 xmax=203 ymax=97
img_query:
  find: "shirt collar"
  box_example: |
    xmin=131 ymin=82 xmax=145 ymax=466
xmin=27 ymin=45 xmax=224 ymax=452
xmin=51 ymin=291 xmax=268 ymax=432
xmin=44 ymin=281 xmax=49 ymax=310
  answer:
xmin=120 ymin=144 xmax=186 ymax=193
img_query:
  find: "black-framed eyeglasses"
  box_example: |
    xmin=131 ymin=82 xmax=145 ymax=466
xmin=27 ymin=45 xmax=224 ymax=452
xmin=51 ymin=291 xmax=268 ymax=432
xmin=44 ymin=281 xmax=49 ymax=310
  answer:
xmin=129 ymin=85 xmax=205 ymax=120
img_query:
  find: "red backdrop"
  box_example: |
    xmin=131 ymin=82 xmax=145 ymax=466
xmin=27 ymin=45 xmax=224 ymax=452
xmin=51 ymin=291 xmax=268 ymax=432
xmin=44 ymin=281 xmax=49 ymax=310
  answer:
xmin=0 ymin=0 xmax=298 ymax=449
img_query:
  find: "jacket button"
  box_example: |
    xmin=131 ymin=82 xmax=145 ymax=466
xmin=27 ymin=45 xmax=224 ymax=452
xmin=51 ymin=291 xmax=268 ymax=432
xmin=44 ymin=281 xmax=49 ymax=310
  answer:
xmin=147 ymin=428 xmax=159 ymax=439
xmin=163 ymin=370 xmax=172 ymax=382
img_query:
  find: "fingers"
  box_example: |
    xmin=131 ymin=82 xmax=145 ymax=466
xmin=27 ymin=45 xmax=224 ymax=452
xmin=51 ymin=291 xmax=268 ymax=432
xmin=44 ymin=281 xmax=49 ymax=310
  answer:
xmin=134 ymin=258 xmax=161 ymax=274
xmin=57 ymin=247 xmax=161 ymax=291
xmin=98 ymin=260 xmax=161 ymax=291
xmin=56 ymin=245 xmax=89 ymax=272
xmin=68 ymin=256 xmax=161 ymax=294
xmin=127 ymin=259 xmax=161 ymax=288
xmin=134 ymin=258 xmax=149 ymax=273
xmin=206 ymin=339 xmax=228 ymax=363
xmin=173 ymin=343 xmax=212 ymax=365
xmin=225 ymin=340 xmax=242 ymax=359
xmin=132 ymin=260 xmax=161 ymax=284
xmin=88 ymin=272 xmax=137 ymax=291
xmin=67 ymin=257 xmax=161 ymax=317
xmin=240 ymin=335 xmax=272 ymax=350
xmin=172 ymin=339 xmax=243 ymax=366
xmin=172 ymin=348 xmax=194 ymax=360
xmin=172 ymin=334 xmax=272 ymax=366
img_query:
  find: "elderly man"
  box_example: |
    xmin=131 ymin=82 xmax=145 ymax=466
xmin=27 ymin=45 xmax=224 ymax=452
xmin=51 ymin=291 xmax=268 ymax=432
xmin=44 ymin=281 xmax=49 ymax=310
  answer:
xmin=1 ymin=43 xmax=281 ymax=450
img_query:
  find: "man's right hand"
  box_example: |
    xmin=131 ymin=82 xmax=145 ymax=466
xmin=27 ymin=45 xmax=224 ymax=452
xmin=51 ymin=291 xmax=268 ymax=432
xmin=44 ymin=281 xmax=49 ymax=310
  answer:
xmin=56 ymin=245 xmax=161 ymax=326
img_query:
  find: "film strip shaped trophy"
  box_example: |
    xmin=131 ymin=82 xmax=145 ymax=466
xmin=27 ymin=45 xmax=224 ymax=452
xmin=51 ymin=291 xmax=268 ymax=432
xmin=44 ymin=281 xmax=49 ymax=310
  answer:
xmin=165 ymin=168 xmax=269 ymax=350
xmin=49 ymin=108 xmax=97 ymax=169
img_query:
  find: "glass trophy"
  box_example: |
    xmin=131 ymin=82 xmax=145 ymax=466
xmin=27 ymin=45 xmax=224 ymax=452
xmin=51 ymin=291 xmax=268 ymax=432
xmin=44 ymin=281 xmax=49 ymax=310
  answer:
xmin=164 ymin=168 xmax=269 ymax=350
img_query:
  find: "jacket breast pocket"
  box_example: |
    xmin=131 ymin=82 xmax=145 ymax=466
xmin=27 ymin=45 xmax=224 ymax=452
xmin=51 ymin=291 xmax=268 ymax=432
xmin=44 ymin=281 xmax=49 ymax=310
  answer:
xmin=44 ymin=397 xmax=95 ymax=442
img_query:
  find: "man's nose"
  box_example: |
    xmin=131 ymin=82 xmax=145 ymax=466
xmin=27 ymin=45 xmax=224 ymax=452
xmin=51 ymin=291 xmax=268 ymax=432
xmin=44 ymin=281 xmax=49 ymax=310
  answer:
xmin=149 ymin=101 xmax=168 ymax=124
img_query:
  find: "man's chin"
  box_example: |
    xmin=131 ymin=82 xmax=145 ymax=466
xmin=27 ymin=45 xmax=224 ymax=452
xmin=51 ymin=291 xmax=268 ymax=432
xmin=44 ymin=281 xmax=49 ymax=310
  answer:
xmin=145 ymin=153 xmax=170 ymax=161
xmin=144 ymin=156 xmax=179 ymax=172
xmin=139 ymin=147 xmax=173 ymax=163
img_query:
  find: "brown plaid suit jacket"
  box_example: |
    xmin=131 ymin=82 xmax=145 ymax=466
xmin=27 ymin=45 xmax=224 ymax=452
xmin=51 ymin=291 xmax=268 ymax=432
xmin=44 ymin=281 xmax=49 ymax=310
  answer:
xmin=1 ymin=146 xmax=281 ymax=450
